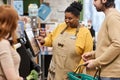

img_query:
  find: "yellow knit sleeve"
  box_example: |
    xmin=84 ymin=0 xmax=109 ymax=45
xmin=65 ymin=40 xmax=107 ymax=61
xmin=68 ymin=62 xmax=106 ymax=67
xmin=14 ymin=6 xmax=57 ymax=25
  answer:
xmin=75 ymin=27 xmax=93 ymax=73
xmin=75 ymin=27 xmax=93 ymax=55
xmin=44 ymin=33 xmax=53 ymax=47
xmin=44 ymin=23 xmax=67 ymax=47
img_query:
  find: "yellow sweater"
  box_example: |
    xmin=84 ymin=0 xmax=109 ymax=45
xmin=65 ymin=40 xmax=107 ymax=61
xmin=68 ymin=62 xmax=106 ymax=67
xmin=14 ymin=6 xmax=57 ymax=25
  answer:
xmin=44 ymin=22 xmax=93 ymax=55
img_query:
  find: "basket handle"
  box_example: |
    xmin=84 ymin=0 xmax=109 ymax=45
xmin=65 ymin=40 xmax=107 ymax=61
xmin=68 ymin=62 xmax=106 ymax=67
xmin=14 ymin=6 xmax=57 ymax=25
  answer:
xmin=74 ymin=63 xmax=87 ymax=73
xmin=74 ymin=63 xmax=101 ymax=79
xmin=93 ymin=66 xmax=101 ymax=79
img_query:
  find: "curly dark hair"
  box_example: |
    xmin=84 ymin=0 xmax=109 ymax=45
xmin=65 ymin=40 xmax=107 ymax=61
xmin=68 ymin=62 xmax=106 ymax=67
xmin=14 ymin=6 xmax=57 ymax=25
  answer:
xmin=65 ymin=1 xmax=83 ymax=17
xmin=103 ymin=0 xmax=115 ymax=8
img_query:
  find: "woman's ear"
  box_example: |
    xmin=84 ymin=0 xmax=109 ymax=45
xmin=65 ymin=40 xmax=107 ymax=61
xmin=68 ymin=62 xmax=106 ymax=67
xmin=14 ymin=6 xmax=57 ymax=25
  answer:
xmin=77 ymin=18 xmax=79 ymax=21
xmin=102 ymin=0 xmax=107 ymax=3
xmin=76 ymin=16 xmax=79 ymax=21
xmin=74 ymin=17 xmax=79 ymax=22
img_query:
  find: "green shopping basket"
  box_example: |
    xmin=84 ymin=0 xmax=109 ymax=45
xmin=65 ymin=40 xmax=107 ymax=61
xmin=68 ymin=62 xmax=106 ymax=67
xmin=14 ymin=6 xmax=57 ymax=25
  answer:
xmin=67 ymin=64 xmax=101 ymax=80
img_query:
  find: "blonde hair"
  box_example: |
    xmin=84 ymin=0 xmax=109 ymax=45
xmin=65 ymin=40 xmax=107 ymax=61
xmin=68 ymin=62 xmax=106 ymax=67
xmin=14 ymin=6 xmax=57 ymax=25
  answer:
xmin=0 ymin=5 xmax=19 ymax=44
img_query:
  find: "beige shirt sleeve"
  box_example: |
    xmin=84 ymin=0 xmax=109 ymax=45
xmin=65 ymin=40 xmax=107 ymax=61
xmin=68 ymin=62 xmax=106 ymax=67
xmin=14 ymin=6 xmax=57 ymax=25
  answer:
xmin=0 ymin=41 xmax=15 ymax=69
xmin=94 ymin=14 xmax=120 ymax=66
xmin=0 ymin=40 xmax=21 ymax=80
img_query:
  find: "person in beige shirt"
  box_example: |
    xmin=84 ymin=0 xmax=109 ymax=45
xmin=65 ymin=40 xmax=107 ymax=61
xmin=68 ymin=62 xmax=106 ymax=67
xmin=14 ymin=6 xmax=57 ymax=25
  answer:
xmin=82 ymin=0 xmax=120 ymax=80
xmin=0 ymin=5 xmax=23 ymax=80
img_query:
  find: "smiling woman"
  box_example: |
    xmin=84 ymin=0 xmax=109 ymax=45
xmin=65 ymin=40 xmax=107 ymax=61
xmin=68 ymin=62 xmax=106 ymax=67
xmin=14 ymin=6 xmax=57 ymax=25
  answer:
xmin=36 ymin=1 xmax=93 ymax=80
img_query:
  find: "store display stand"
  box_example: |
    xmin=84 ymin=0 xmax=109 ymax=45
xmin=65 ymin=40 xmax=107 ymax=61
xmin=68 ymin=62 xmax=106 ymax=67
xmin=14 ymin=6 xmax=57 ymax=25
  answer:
xmin=40 ymin=47 xmax=52 ymax=80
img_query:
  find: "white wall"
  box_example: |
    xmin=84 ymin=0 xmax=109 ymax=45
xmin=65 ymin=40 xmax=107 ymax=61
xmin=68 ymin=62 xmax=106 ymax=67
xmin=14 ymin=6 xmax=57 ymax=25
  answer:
xmin=83 ymin=0 xmax=120 ymax=32
xmin=0 ymin=0 xmax=3 ymax=5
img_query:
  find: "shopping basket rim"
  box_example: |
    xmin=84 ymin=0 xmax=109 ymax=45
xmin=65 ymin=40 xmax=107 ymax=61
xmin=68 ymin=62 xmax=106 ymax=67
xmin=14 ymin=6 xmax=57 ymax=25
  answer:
xmin=67 ymin=72 xmax=98 ymax=80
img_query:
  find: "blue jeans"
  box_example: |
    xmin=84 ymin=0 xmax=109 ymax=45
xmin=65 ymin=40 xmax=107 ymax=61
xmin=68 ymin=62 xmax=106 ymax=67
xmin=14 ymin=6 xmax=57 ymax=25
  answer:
xmin=100 ymin=77 xmax=120 ymax=80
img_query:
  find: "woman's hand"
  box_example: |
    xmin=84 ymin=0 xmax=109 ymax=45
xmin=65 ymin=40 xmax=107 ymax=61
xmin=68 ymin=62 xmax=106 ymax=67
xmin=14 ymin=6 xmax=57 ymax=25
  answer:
xmin=39 ymin=29 xmax=46 ymax=38
xmin=85 ymin=59 xmax=95 ymax=69
xmin=35 ymin=27 xmax=46 ymax=45
xmin=36 ymin=36 xmax=45 ymax=45
xmin=82 ymin=52 xmax=93 ymax=62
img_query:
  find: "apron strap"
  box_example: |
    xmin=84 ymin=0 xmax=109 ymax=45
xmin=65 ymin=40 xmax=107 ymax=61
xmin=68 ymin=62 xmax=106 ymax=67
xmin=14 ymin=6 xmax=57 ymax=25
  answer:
xmin=60 ymin=26 xmax=68 ymax=34
xmin=60 ymin=24 xmax=80 ymax=37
